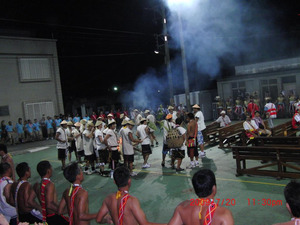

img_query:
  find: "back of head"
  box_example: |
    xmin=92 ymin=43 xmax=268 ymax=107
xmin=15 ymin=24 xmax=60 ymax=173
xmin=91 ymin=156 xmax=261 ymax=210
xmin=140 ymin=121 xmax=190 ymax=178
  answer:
xmin=16 ymin=162 xmax=30 ymax=178
xmin=113 ymin=166 xmax=130 ymax=188
xmin=63 ymin=163 xmax=80 ymax=183
xmin=0 ymin=162 xmax=11 ymax=176
xmin=284 ymin=181 xmax=300 ymax=217
xmin=0 ymin=144 xmax=7 ymax=154
xmin=187 ymin=113 xmax=195 ymax=120
xmin=175 ymin=117 xmax=183 ymax=125
xmin=37 ymin=161 xmax=51 ymax=177
xmin=192 ymin=169 xmax=216 ymax=198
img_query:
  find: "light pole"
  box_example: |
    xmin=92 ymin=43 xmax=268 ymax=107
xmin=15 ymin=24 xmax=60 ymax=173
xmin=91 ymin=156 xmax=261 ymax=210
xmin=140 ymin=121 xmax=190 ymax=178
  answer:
xmin=165 ymin=0 xmax=192 ymax=111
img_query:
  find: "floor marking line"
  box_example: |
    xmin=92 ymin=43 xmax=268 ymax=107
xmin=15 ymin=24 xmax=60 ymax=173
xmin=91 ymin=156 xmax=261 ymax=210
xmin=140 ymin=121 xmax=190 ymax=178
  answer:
xmin=28 ymin=147 xmax=49 ymax=153
xmin=133 ymin=170 xmax=286 ymax=187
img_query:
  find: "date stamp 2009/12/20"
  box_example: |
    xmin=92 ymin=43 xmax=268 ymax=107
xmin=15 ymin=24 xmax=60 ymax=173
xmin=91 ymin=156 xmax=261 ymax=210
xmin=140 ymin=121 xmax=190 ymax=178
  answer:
xmin=190 ymin=199 xmax=283 ymax=207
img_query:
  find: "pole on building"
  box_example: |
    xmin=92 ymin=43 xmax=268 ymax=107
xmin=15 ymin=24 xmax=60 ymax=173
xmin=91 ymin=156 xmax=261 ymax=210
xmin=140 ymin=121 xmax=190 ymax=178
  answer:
xmin=177 ymin=11 xmax=191 ymax=112
xmin=161 ymin=4 xmax=174 ymax=105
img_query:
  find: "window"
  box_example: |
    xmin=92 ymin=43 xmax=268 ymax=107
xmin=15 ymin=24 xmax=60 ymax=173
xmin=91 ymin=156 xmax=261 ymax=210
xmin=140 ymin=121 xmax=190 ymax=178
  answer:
xmin=231 ymin=82 xmax=246 ymax=100
xmin=19 ymin=58 xmax=52 ymax=82
xmin=0 ymin=106 xmax=9 ymax=116
xmin=261 ymin=79 xmax=278 ymax=100
xmin=24 ymin=102 xmax=54 ymax=120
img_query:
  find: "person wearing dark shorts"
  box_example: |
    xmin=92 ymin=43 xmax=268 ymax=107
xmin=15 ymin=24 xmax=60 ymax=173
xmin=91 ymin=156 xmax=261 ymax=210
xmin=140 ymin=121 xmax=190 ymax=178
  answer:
xmin=171 ymin=118 xmax=186 ymax=172
xmin=55 ymin=120 xmax=68 ymax=170
xmin=137 ymin=118 xmax=152 ymax=168
xmin=19 ymin=212 xmax=42 ymax=224
xmin=161 ymin=114 xmax=176 ymax=167
xmin=120 ymin=120 xmax=141 ymax=176
xmin=46 ymin=214 xmax=69 ymax=224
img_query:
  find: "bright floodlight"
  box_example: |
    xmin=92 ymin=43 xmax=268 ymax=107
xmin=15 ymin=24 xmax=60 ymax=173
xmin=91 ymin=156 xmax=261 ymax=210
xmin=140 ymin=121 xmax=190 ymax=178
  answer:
xmin=154 ymin=50 xmax=160 ymax=54
xmin=113 ymin=86 xmax=118 ymax=91
xmin=166 ymin=0 xmax=196 ymax=9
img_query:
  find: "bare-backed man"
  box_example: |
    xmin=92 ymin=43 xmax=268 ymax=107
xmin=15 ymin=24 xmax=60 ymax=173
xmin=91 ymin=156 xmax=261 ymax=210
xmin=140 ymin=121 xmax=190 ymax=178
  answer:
xmin=10 ymin=162 xmax=43 ymax=223
xmin=168 ymin=169 xmax=234 ymax=225
xmin=58 ymin=163 xmax=111 ymax=225
xmin=186 ymin=113 xmax=199 ymax=168
xmin=96 ymin=166 xmax=166 ymax=225
xmin=33 ymin=161 xmax=69 ymax=225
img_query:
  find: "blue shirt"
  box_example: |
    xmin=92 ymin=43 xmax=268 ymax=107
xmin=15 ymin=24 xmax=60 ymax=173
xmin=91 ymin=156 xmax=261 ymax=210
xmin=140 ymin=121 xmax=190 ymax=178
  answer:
xmin=16 ymin=123 xmax=24 ymax=134
xmin=5 ymin=125 xmax=13 ymax=132
xmin=83 ymin=116 xmax=90 ymax=121
xmin=45 ymin=120 xmax=53 ymax=129
xmin=55 ymin=119 xmax=62 ymax=127
xmin=33 ymin=123 xmax=40 ymax=131
xmin=26 ymin=124 xmax=33 ymax=133
xmin=73 ymin=117 xmax=80 ymax=123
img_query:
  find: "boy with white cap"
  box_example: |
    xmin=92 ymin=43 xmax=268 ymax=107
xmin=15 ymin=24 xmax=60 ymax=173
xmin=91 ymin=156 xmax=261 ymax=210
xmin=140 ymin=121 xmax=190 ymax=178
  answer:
xmin=82 ymin=122 xmax=96 ymax=175
xmin=55 ymin=120 xmax=68 ymax=170
xmin=95 ymin=121 xmax=108 ymax=175
xmin=120 ymin=120 xmax=142 ymax=176
xmin=72 ymin=122 xmax=84 ymax=164
xmin=192 ymin=104 xmax=206 ymax=159
xmin=136 ymin=118 xmax=152 ymax=168
xmin=215 ymin=110 xmax=231 ymax=128
xmin=104 ymin=120 xmax=119 ymax=178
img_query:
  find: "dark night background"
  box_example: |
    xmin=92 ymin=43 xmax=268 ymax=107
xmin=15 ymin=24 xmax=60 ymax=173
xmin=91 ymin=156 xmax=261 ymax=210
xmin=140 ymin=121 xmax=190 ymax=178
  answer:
xmin=0 ymin=0 xmax=300 ymax=110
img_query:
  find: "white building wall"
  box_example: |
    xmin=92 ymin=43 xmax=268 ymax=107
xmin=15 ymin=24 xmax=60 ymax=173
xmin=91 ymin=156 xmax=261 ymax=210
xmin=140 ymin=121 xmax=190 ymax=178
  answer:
xmin=0 ymin=36 xmax=64 ymax=124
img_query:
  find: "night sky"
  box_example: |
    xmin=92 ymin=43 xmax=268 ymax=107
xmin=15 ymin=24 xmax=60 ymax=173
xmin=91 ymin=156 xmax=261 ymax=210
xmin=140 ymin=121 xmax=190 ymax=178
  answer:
xmin=0 ymin=0 xmax=300 ymax=107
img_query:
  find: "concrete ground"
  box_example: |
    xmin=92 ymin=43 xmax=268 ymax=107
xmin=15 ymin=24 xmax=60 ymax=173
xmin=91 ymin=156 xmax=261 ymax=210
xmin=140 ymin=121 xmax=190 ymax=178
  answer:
xmin=7 ymin=119 xmax=293 ymax=225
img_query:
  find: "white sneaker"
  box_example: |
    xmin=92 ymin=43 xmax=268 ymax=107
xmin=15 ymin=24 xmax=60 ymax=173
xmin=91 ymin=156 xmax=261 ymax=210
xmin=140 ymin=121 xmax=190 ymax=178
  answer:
xmin=110 ymin=170 xmax=114 ymax=179
xmin=142 ymin=164 xmax=147 ymax=169
xmin=187 ymin=161 xmax=195 ymax=169
xmin=200 ymin=151 xmax=206 ymax=158
xmin=146 ymin=163 xmax=151 ymax=168
xmin=195 ymin=161 xmax=200 ymax=167
xmin=86 ymin=170 xmax=93 ymax=175
xmin=130 ymin=172 xmax=137 ymax=176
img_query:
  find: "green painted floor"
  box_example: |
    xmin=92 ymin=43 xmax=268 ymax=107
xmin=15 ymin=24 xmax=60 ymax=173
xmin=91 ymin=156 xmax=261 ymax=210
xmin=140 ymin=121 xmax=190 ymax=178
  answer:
xmin=10 ymin=119 xmax=294 ymax=225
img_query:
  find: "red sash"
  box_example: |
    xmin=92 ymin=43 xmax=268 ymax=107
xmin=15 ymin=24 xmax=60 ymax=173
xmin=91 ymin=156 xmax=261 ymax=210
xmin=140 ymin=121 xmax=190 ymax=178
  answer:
xmin=69 ymin=186 xmax=82 ymax=225
xmin=41 ymin=178 xmax=51 ymax=223
xmin=204 ymin=202 xmax=217 ymax=225
xmin=117 ymin=192 xmax=130 ymax=225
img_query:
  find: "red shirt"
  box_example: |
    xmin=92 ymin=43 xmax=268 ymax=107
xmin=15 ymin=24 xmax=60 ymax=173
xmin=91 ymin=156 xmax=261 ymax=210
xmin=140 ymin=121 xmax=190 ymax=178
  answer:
xmin=91 ymin=114 xmax=97 ymax=121
xmin=100 ymin=113 xmax=106 ymax=119
xmin=247 ymin=102 xmax=259 ymax=118
xmin=116 ymin=112 xmax=121 ymax=119
xmin=292 ymin=113 xmax=300 ymax=129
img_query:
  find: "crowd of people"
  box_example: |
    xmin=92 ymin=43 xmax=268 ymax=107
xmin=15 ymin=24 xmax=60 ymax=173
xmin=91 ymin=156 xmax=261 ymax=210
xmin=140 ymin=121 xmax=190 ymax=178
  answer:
xmin=1 ymin=100 xmax=300 ymax=224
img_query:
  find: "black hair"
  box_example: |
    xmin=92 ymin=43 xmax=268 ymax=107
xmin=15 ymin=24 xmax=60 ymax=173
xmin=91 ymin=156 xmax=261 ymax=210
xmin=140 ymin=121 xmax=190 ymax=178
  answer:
xmin=16 ymin=162 xmax=30 ymax=178
xmin=108 ymin=122 xmax=116 ymax=128
xmin=175 ymin=117 xmax=183 ymax=125
xmin=113 ymin=166 xmax=130 ymax=188
xmin=37 ymin=161 xmax=51 ymax=177
xmin=0 ymin=162 xmax=11 ymax=176
xmin=0 ymin=144 xmax=7 ymax=154
xmin=63 ymin=163 xmax=81 ymax=183
xmin=187 ymin=113 xmax=195 ymax=119
xmin=255 ymin=111 xmax=260 ymax=114
xmin=284 ymin=180 xmax=300 ymax=217
xmin=192 ymin=169 xmax=216 ymax=198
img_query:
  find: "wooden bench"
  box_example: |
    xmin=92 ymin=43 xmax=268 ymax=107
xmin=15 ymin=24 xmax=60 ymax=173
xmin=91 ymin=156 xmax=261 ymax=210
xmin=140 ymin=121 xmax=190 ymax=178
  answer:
xmin=232 ymin=146 xmax=300 ymax=179
xmin=271 ymin=120 xmax=298 ymax=136
xmin=204 ymin=122 xmax=220 ymax=145
xmin=253 ymin=136 xmax=300 ymax=146
xmin=218 ymin=121 xmax=245 ymax=148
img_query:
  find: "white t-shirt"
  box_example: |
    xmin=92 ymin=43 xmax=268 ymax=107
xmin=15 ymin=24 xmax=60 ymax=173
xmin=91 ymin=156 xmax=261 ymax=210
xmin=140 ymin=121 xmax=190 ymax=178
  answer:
xmin=56 ymin=127 xmax=68 ymax=149
xmin=264 ymin=103 xmax=277 ymax=119
xmin=177 ymin=126 xmax=186 ymax=150
xmin=72 ymin=129 xmax=83 ymax=151
xmin=216 ymin=115 xmax=231 ymax=127
xmin=82 ymin=129 xmax=94 ymax=156
xmin=243 ymin=120 xmax=258 ymax=131
xmin=65 ymin=127 xmax=74 ymax=146
xmin=106 ymin=129 xmax=118 ymax=150
xmin=137 ymin=124 xmax=151 ymax=145
xmin=147 ymin=114 xmax=155 ymax=123
xmin=121 ymin=127 xmax=134 ymax=155
xmin=0 ymin=179 xmax=17 ymax=222
xmin=135 ymin=114 xmax=142 ymax=125
xmin=163 ymin=120 xmax=176 ymax=144
xmin=172 ymin=111 xmax=178 ymax=121
xmin=195 ymin=111 xmax=206 ymax=131
xmin=103 ymin=128 xmax=109 ymax=136
xmin=95 ymin=129 xmax=106 ymax=150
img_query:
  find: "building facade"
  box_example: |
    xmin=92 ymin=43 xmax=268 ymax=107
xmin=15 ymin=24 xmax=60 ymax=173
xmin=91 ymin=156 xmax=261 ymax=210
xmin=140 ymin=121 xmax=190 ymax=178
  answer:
xmin=217 ymin=57 xmax=300 ymax=103
xmin=0 ymin=36 xmax=64 ymax=123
